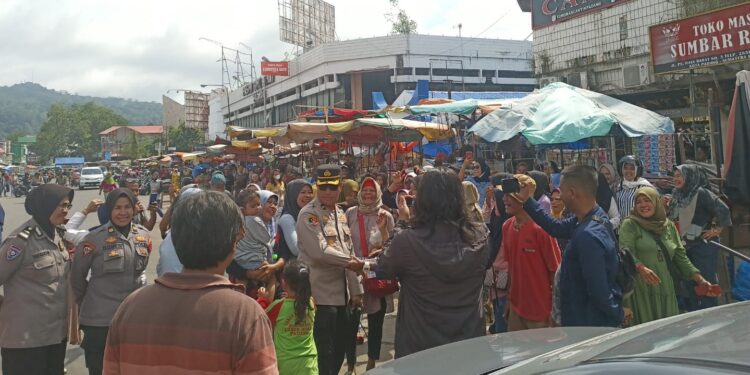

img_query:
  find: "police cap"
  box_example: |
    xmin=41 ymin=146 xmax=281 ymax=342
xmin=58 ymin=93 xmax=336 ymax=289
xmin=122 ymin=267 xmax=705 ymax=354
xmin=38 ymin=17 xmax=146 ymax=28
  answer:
xmin=316 ymin=164 xmax=341 ymax=186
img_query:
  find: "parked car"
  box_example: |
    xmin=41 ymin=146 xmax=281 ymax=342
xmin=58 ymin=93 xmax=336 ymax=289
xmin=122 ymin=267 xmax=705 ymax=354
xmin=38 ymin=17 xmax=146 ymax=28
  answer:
xmin=79 ymin=166 xmax=104 ymax=190
xmin=367 ymin=301 xmax=750 ymax=375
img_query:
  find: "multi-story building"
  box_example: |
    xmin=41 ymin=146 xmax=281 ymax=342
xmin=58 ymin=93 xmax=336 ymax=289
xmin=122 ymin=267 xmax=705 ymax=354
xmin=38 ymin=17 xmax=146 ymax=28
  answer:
xmin=518 ymin=0 xmax=750 ymax=166
xmin=520 ymin=0 xmax=749 ymax=115
xmin=223 ymin=34 xmax=535 ymax=128
xmin=99 ymin=125 xmax=164 ymax=160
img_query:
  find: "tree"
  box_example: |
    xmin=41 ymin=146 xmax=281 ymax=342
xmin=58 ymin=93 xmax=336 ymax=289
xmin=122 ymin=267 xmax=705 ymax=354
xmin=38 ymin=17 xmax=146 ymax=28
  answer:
xmin=386 ymin=0 xmax=417 ymax=35
xmin=29 ymin=102 xmax=128 ymax=163
xmin=168 ymin=123 xmax=204 ymax=152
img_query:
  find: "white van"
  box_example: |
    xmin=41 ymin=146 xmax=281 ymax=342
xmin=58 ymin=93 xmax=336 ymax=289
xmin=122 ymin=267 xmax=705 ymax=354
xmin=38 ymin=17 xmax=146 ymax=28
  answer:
xmin=79 ymin=167 xmax=104 ymax=190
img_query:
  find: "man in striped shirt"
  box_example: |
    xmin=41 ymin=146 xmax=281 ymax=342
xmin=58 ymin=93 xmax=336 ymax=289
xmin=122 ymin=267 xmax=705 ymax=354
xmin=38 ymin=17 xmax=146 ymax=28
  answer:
xmin=104 ymin=191 xmax=278 ymax=374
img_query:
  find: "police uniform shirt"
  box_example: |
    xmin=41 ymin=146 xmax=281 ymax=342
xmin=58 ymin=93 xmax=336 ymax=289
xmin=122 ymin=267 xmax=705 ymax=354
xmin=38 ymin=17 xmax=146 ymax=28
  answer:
xmin=71 ymin=222 xmax=151 ymax=327
xmin=296 ymin=197 xmax=364 ymax=306
xmin=0 ymin=219 xmax=70 ymax=348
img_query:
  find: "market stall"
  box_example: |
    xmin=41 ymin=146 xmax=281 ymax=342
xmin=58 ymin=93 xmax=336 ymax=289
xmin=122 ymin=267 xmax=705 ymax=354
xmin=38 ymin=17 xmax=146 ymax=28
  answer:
xmin=468 ymin=82 xmax=675 ymax=173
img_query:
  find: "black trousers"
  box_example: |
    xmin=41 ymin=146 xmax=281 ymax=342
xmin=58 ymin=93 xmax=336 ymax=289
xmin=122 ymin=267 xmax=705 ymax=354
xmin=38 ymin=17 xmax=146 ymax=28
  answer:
xmin=367 ymin=298 xmax=387 ymax=360
xmin=1 ymin=341 xmax=67 ymax=375
xmin=80 ymin=325 xmax=109 ymax=375
xmin=314 ymin=305 xmax=349 ymax=375
xmin=345 ymin=306 xmax=362 ymax=367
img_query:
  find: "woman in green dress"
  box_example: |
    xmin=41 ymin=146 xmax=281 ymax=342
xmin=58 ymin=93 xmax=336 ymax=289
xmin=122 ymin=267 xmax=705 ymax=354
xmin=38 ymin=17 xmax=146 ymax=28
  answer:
xmin=619 ymin=187 xmax=713 ymax=325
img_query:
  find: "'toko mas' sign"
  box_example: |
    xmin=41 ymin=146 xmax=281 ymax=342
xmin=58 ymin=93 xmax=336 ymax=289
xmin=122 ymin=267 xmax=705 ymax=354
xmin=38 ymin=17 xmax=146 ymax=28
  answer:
xmin=650 ymin=3 xmax=750 ymax=74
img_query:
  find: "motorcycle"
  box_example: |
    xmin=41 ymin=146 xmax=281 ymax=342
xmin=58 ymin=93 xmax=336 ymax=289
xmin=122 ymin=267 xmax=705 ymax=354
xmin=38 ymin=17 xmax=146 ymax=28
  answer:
xmin=13 ymin=183 xmax=30 ymax=198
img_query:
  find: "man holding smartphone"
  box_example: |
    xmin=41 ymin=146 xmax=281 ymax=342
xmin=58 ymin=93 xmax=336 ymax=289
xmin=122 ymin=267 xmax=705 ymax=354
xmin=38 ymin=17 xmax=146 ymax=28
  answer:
xmin=514 ymin=166 xmax=625 ymax=328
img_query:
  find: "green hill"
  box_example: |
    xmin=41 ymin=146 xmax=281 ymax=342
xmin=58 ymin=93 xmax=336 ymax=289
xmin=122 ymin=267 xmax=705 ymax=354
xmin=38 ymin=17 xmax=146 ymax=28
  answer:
xmin=0 ymin=82 xmax=162 ymax=138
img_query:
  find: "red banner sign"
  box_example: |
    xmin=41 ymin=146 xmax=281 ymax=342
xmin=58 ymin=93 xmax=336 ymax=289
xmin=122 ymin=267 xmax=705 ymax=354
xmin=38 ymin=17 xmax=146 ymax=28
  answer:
xmin=261 ymin=61 xmax=289 ymax=76
xmin=650 ymin=3 xmax=750 ymax=74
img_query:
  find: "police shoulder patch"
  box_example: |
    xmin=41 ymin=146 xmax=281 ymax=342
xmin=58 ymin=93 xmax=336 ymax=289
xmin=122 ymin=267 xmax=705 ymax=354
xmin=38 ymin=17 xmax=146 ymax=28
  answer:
xmin=82 ymin=241 xmax=97 ymax=256
xmin=307 ymin=214 xmax=320 ymax=226
xmin=5 ymin=244 xmax=23 ymax=262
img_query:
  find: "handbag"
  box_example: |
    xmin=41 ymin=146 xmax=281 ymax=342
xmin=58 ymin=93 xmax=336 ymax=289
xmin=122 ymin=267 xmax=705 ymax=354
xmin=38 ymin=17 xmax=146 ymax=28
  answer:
xmin=358 ymin=210 xmax=399 ymax=298
xmin=648 ymin=231 xmax=688 ymax=298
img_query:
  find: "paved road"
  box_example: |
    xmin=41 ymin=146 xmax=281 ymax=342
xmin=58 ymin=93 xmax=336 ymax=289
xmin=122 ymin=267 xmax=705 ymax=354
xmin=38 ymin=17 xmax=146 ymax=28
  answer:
xmin=0 ymin=187 xmax=396 ymax=374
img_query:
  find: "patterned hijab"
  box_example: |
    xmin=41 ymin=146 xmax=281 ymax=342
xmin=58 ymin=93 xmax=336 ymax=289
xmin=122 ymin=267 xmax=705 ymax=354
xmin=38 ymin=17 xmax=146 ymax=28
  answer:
xmin=357 ymin=177 xmax=383 ymax=215
xmin=672 ymin=164 xmax=707 ymax=210
xmin=629 ymin=187 xmax=668 ymax=236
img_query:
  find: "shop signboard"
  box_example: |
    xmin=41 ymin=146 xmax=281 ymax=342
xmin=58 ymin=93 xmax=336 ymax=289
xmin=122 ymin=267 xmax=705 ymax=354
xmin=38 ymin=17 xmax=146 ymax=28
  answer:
xmin=532 ymin=0 xmax=632 ymax=30
xmin=261 ymin=61 xmax=290 ymax=76
xmin=650 ymin=3 xmax=750 ymax=74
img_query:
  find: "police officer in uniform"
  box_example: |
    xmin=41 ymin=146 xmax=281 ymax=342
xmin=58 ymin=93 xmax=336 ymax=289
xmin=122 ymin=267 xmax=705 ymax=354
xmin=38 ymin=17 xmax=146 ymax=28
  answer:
xmin=0 ymin=184 xmax=74 ymax=375
xmin=71 ymin=188 xmax=151 ymax=375
xmin=296 ymin=164 xmax=364 ymax=375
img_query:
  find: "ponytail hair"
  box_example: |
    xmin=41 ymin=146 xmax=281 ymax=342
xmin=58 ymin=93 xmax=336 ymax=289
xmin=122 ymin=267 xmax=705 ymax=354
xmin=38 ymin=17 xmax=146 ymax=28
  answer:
xmin=283 ymin=259 xmax=312 ymax=324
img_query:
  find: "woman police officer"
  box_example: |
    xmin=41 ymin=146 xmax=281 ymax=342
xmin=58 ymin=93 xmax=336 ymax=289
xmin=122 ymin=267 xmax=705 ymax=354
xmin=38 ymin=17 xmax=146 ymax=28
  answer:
xmin=71 ymin=188 xmax=151 ymax=375
xmin=0 ymin=184 xmax=75 ymax=375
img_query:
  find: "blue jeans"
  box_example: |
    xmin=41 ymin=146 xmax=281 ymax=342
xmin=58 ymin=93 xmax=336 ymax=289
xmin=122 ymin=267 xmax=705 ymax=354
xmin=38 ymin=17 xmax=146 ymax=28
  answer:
xmin=685 ymin=240 xmax=720 ymax=311
xmin=492 ymin=296 xmax=508 ymax=334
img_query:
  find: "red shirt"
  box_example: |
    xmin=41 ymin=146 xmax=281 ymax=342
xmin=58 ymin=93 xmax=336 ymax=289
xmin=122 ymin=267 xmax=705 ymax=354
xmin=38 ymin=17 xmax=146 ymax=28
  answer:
xmin=502 ymin=217 xmax=561 ymax=321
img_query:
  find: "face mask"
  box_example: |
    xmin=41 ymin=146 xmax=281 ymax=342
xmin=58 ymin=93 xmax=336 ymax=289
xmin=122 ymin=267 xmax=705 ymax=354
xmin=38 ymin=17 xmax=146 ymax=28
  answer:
xmin=274 ymin=175 xmax=281 ymax=180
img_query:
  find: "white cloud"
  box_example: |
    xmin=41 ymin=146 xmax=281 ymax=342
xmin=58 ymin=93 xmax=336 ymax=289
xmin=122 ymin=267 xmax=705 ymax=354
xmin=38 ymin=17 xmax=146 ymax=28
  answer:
xmin=0 ymin=0 xmax=531 ymax=102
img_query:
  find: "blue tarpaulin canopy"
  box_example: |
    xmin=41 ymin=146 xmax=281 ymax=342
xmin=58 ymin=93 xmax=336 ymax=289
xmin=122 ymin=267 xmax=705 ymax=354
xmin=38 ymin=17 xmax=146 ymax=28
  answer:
xmin=468 ymin=82 xmax=674 ymax=145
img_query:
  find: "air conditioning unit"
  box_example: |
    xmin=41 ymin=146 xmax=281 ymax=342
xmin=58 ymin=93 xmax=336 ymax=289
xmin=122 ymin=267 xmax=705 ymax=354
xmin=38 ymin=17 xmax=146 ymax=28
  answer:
xmin=539 ymin=76 xmax=558 ymax=87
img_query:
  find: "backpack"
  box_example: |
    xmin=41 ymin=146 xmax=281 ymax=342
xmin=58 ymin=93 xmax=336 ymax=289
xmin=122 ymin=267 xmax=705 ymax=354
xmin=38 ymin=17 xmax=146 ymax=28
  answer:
xmin=591 ymin=215 xmax=636 ymax=298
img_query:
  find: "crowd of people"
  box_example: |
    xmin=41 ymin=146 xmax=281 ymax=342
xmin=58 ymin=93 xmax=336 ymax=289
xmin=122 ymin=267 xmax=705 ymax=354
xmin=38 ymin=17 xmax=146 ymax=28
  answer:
xmin=0 ymin=152 xmax=734 ymax=375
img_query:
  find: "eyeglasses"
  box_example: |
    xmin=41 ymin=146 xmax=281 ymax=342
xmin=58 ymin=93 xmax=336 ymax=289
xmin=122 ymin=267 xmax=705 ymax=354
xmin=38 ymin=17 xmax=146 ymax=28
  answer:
xmin=318 ymin=184 xmax=338 ymax=191
xmin=58 ymin=203 xmax=73 ymax=210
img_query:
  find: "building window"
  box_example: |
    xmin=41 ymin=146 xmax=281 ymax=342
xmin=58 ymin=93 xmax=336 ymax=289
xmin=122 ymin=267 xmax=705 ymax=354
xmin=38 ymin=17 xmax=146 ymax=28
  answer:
xmin=498 ymin=70 xmax=533 ymax=78
xmin=432 ymin=68 xmax=478 ymax=77
xmin=619 ymin=15 xmax=628 ymax=41
xmin=395 ymin=67 xmax=413 ymax=75
xmin=415 ymin=68 xmax=430 ymax=75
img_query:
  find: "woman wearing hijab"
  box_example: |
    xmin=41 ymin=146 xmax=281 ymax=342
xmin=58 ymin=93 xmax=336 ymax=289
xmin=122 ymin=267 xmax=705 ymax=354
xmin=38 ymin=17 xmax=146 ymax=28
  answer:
xmin=599 ymin=163 xmax=620 ymax=193
xmin=346 ymin=177 xmax=395 ymax=371
xmin=596 ymin=172 xmax=621 ymax=229
xmin=460 ymin=158 xmax=492 ymax=206
xmin=228 ymin=190 xmax=285 ymax=298
xmin=0 ymin=185 xmax=74 ymax=374
xmin=71 ymin=188 xmax=151 ymax=375
xmin=529 ymin=170 xmax=552 ymax=214
xmin=276 ymin=179 xmax=314 ymax=261
xmin=338 ymin=179 xmax=360 ymax=211
xmin=668 ymin=164 xmax=731 ymax=311
xmin=619 ymin=187 xmax=713 ymax=325
xmin=614 ymin=155 xmax=653 ymax=219
xmin=484 ymin=173 xmax=511 ymax=334
xmin=462 ymin=181 xmax=484 ymax=224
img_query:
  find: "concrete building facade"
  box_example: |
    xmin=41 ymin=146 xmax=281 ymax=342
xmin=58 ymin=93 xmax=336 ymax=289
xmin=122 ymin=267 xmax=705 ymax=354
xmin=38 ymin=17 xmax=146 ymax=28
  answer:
xmin=223 ymin=34 xmax=535 ymax=128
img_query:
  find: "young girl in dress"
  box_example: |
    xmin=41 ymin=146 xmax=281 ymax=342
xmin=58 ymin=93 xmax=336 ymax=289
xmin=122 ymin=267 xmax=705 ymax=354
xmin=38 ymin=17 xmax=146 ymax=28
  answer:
xmin=258 ymin=260 xmax=318 ymax=375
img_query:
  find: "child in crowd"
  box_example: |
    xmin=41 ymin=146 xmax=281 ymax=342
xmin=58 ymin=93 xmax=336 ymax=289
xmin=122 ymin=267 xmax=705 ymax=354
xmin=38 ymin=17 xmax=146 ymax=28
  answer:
xmin=258 ymin=260 xmax=318 ymax=375
xmin=228 ymin=190 xmax=280 ymax=298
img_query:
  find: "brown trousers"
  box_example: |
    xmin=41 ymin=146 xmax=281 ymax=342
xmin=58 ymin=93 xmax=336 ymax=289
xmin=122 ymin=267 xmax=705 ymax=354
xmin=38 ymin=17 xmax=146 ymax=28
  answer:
xmin=507 ymin=308 xmax=549 ymax=332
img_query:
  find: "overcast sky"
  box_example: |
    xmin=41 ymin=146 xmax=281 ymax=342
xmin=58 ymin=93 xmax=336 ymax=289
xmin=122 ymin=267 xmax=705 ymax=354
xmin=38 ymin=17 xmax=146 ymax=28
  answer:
xmin=0 ymin=0 xmax=532 ymax=103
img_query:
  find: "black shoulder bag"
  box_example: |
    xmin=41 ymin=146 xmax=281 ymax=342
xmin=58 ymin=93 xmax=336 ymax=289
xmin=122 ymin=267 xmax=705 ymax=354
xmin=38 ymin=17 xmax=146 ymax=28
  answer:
xmin=647 ymin=231 xmax=688 ymax=298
